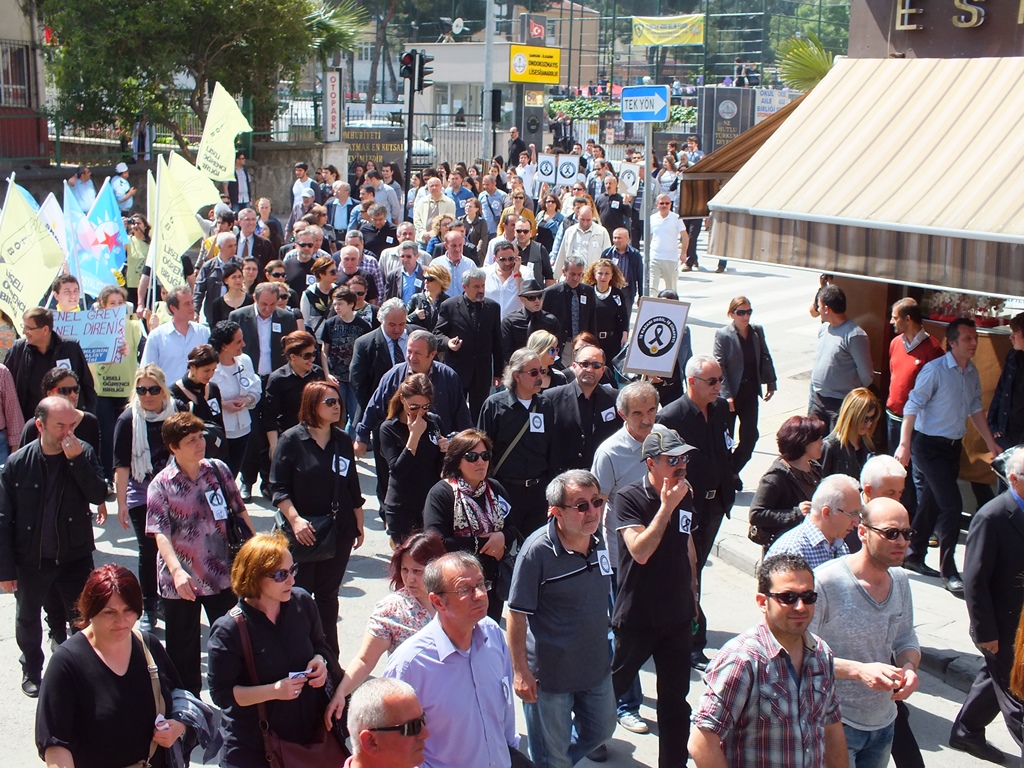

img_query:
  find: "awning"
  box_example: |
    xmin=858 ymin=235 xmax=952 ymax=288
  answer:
xmin=708 ymin=57 xmax=1024 ymax=298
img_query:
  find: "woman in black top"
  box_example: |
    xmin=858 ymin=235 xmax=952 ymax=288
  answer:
xmin=424 ymin=429 xmax=517 ymax=621
xmin=271 ymin=380 xmax=364 ymax=655
xmin=583 ymin=258 xmax=630 ymax=366
xmin=208 ymin=533 xmax=346 ymax=768
xmin=380 ymin=374 xmax=449 ymax=544
xmin=171 ymin=344 xmax=228 ymax=463
xmin=20 ymin=367 xmax=101 ymax=453
xmin=264 ymin=331 xmax=326 ymax=459
xmin=207 ymin=262 xmax=254 ymax=326
xmin=405 ymin=263 xmax=451 ymax=331
xmin=36 ymin=565 xmax=186 ymax=768
xmin=300 ymin=256 xmax=337 ymax=343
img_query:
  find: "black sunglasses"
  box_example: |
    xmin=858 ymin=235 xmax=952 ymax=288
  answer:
xmin=659 ymin=454 xmax=690 ymax=467
xmin=369 ymin=714 xmax=426 ymax=738
xmin=523 ymin=367 xmax=549 ymax=377
xmin=297 ymin=352 xmax=316 ymax=360
xmin=424 ymin=276 xmax=436 ymax=282
xmin=694 ymin=376 xmax=725 ymax=386
xmin=575 ymin=361 xmax=605 ymax=370
xmin=57 ymin=385 xmax=81 ymax=396
xmin=322 ymin=397 xmax=340 ymax=407
xmin=559 ymin=497 xmax=606 ymax=513
xmin=270 ymin=271 xmax=286 ymax=278
xmin=297 ymin=242 xmax=315 ymax=248
xmin=270 ymin=564 xmax=300 ymax=583
xmin=135 ymin=385 xmax=162 ymax=396
xmin=463 ymin=450 xmax=493 ymax=463
xmin=766 ymin=590 xmax=819 ymax=605
xmin=733 ymin=308 xmax=753 ymax=316
xmin=863 ymin=524 xmax=916 ymax=541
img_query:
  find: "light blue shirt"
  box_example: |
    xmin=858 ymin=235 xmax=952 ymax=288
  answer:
xmin=767 ymin=517 xmax=849 ymax=570
xmin=433 ymin=255 xmax=474 ymax=289
xmin=384 ymin=615 xmax=518 ymax=768
xmin=445 ymin=186 xmax=474 ymax=218
xmin=140 ymin=321 xmax=211 ymax=384
xmin=401 ymin=270 xmax=419 ymax=304
xmin=904 ymin=350 xmax=983 ymax=440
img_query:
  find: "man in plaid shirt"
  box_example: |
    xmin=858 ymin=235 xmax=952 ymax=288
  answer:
xmin=689 ymin=553 xmax=847 ymax=768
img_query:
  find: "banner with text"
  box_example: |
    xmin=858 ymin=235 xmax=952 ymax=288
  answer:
xmin=622 ymin=297 xmax=691 ymax=378
xmin=0 ymin=179 xmax=64 ymax=320
xmin=632 ymin=15 xmax=705 ymax=46
xmin=343 ymin=126 xmax=406 ymax=168
xmin=195 ymin=82 xmax=253 ymax=181
xmin=53 ymin=306 xmax=127 ymax=364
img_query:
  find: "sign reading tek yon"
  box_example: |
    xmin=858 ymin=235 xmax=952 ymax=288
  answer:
xmin=620 ymin=85 xmax=671 ymax=122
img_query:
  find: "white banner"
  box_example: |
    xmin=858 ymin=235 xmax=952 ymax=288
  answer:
xmin=556 ymin=155 xmax=581 ymax=186
xmin=622 ymin=296 xmax=691 ymax=378
xmin=618 ymin=163 xmax=641 ymax=196
xmin=536 ymin=154 xmax=557 ymax=185
xmin=52 ymin=306 xmax=127 ymax=364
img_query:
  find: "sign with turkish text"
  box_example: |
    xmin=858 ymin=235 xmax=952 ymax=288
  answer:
xmin=343 ymin=127 xmax=406 ymax=168
xmin=632 ymin=15 xmax=705 ymax=46
xmin=324 ymin=70 xmax=342 ymax=142
xmin=53 ymin=306 xmax=127 ymax=364
xmin=509 ymin=45 xmax=561 ymax=84
xmin=622 ymin=296 xmax=691 ymax=378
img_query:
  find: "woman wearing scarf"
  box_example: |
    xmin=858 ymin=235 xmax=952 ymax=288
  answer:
xmin=113 ymin=364 xmax=182 ymax=633
xmin=424 ymin=428 xmax=518 ymax=621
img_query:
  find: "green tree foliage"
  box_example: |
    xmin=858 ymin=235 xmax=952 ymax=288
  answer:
xmin=777 ymin=31 xmax=834 ymax=90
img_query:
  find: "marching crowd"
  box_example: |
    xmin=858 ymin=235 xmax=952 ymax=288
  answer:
xmin=1 ymin=137 xmax=1023 ymax=768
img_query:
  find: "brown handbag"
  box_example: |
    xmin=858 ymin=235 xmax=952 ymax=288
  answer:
xmin=231 ymin=607 xmax=350 ymax=767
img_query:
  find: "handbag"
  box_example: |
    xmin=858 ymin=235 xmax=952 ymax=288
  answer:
xmin=230 ymin=608 xmax=350 ymax=768
xmin=208 ymin=460 xmax=253 ymax=564
xmin=275 ymin=434 xmax=342 ymax=563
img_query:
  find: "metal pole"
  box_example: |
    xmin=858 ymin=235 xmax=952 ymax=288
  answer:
xmin=642 ymin=122 xmax=653 ymax=297
xmin=483 ymin=0 xmax=495 ymax=161
xmin=609 ymin=0 xmax=617 ymax=104
xmin=702 ymin=0 xmax=709 ymax=82
xmin=567 ymin=3 xmax=574 ymax=95
xmin=404 ymin=69 xmax=416 ymax=222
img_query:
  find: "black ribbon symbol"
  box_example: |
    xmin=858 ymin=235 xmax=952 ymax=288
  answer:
xmin=649 ymin=323 xmax=668 ymax=347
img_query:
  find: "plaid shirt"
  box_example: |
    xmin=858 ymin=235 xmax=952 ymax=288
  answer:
xmin=767 ymin=517 xmax=849 ymax=570
xmin=692 ymin=622 xmax=842 ymax=768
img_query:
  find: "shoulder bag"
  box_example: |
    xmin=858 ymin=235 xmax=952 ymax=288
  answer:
xmin=491 ymin=404 xmax=534 ymax=477
xmin=230 ymin=608 xmax=350 ymax=767
xmin=275 ymin=434 xmax=342 ymax=562
xmin=176 ymin=381 xmax=230 ymax=462
xmin=121 ymin=630 xmax=166 ymax=768
xmin=208 ymin=460 xmax=253 ymax=565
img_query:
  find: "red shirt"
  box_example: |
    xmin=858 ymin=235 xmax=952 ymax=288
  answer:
xmin=887 ymin=332 xmax=944 ymax=415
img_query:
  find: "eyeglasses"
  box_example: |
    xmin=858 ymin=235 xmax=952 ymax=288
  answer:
xmin=559 ymin=497 xmax=606 ymax=513
xmin=21 ymin=325 xmax=41 ymax=333
xmin=834 ymin=507 xmax=863 ymax=521
xmin=270 ymin=271 xmax=286 ymax=278
xmin=369 ymin=714 xmax=427 ymax=738
xmin=463 ymin=450 xmax=493 ymax=463
xmin=297 ymin=352 xmax=316 ymax=360
xmin=405 ymin=402 xmax=429 ymax=412
xmin=657 ymin=202 xmax=671 ymax=207
xmin=694 ymin=376 xmax=725 ymax=386
xmin=524 ymin=367 xmax=549 ymax=377
xmin=56 ymin=385 xmax=81 ymax=396
xmin=733 ymin=308 xmax=753 ymax=316
xmin=863 ymin=524 xmax=916 ymax=541
xmin=322 ymin=397 xmax=340 ymax=407
xmin=270 ymin=563 xmax=300 ymax=582
xmin=135 ymin=385 xmax=162 ymax=396
xmin=497 ymin=256 xmax=518 ymax=263
xmin=575 ymin=361 xmax=605 ymax=370
xmin=766 ymin=590 xmax=819 ymax=605
xmin=297 ymin=242 xmax=315 ymax=248
xmin=438 ymin=580 xmax=493 ymax=598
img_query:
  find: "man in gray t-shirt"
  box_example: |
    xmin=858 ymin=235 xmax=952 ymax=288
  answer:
xmin=809 ymin=496 xmax=921 ymax=768
xmin=809 ymin=285 xmax=873 ymax=429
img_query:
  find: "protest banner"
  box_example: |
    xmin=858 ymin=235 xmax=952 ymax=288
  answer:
xmin=53 ymin=305 xmax=127 ymax=364
xmin=617 ymin=163 xmax=641 ymax=195
xmin=536 ymin=154 xmax=558 ymax=185
xmin=168 ymin=152 xmax=222 ymax=212
xmin=0 ymin=178 xmax=63 ymax=320
xmin=621 ymin=296 xmax=691 ymax=378
xmin=151 ymin=155 xmax=205 ymax=289
xmin=195 ymin=82 xmax=253 ymax=181
xmin=556 ymin=155 xmax=582 ymax=186
xmin=632 ymin=15 xmax=704 ymax=46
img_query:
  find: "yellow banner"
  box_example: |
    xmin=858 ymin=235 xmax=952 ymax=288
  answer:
xmin=151 ymin=155 xmax=204 ymax=288
xmin=195 ymin=82 xmax=252 ymax=181
xmin=168 ymin=152 xmax=222 ymax=212
xmin=632 ymin=15 xmax=705 ymax=46
xmin=0 ymin=181 xmax=63 ymax=320
xmin=509 ymin=45 xmax=561 ymax=84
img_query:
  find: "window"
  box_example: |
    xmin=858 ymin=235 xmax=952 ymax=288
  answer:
xmin=0 ymin=40 xmax=31 ymax=108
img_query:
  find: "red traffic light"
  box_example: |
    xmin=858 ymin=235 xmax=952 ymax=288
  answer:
xmin=400 ymin=49 xmax=417 ymax=80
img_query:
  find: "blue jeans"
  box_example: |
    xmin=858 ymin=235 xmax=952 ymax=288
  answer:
xmin=523 ymin=675 xmax=617 ymax=768
xmin=0 ymin=429 xmax=9 ymax=465
xmin=844 ymin=721 xmax=895 ymax=768
xmin=338 ymin=380 xmax=359 ymax=438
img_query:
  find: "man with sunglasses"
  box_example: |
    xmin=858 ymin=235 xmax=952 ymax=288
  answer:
xmin=500 ymin=280 xmax=561 ymax=366
xmin=690 ymin=553 xmax=847 ymax=768
xmin=507 ymin=470 xmax=616 ymax=768
xmin=767 ymin=474 xmax=862 ymax=568
xmin=510 ymin=222 xmax=555 ymax=287
xmin=809 ymin=497 xmax=921 ymax=768
xmin=656 ymin=354 xmax=736 ymax=670
xmin=611 ymin=427 xmax=698 ymax=768
xmin=346 ymin=678 xmax=429 ymax=768
xmin=484 ymin=241 xmax=526 ymax=318
xmin=649 ymin=193 xmax=687 ymax=292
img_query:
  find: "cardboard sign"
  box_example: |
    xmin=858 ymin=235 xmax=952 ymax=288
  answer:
xmin=621 ymin=297 xmax=691 ymax=378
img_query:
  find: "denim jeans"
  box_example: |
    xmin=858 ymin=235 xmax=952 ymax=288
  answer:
xmin=0 ymin=429 xmax=9 ymax=465
xmin=523 ymin=675 xmax=616 ymax=768
xmin=338 ymin=380 xmax=359 ymax=438
xmin=844 ymin=721 xmax=895 ymax=768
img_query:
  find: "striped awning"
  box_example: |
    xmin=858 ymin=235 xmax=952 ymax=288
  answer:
xmin=707 ymin=57 xmax=1024 ymax=298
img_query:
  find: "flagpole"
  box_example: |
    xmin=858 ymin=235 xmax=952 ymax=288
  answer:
xmin=150 ymin=160 xmax=161 ymax=314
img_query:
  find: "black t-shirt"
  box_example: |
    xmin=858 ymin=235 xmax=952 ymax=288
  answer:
xmin=612 ymin=475 xmax=695 ymax=629
xmin=40 ymin=452 xmax=64 ymax=558
xmin=284 ymin=257 xmax=316 ymax=297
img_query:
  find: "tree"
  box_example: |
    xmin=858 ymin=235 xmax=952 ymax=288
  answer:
xmin=777 ymin=31 xmax=834 ymax=90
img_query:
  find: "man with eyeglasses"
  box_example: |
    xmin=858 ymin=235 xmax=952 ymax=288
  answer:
xmin=768 ymin=474 xmax=862 ymax=568
xmin=649 ymin=193 xmax=687 ymax=293
xmin=345 ymin=678 xmax=430 ymax=768
xmin=385 ymin=243 xmax=425 ymax=304
xmin=510 ymin=221 xmax=554 ymax=287
xmin=656 ymin=354 xmax=736 ymax=671
xmin=385 ymin=551 xmax=530 ymax=768
xmin=611 ymin=427 xmax=699 ymax=768
xmin=507 ymin=469 xmax=616 ymax=768
xmin=809 ymin=496 xmax=921 ymax=768
xmin=500 ymin=280 xmax=562 ymax=365
xmin=194 ymin=231 xmax=242 ymax=325
xmin=542 ymin=256 xmax=598 ymax=360
xmin=689 ymin=553 xmax=847 ymax=768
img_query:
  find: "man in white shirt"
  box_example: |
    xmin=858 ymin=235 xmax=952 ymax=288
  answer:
xmin=484 ymin=240 xmax=523 ymax=318
xmin=648 ymin=194 xmax=687 ymax=295
xmin=379 ymin=221 xmax=416 ymax=279
xmin=552 ymin=206 xmax=611 ymax=275
xmin=140 ymin=287 xmax=211 ymax=383
xmin=110 ymin=162 xmax=136 ymax=213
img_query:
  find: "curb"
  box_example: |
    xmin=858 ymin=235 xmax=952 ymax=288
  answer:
xmin=711 ymin=534 xmax=982 ymax=695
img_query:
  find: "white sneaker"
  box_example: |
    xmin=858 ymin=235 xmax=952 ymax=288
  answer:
xmin=617 ymin=711 xmax=649 ymax=734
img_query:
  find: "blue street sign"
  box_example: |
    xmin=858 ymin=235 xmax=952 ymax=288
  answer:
xmin=620 ymin=85 xmax=671 ymax=122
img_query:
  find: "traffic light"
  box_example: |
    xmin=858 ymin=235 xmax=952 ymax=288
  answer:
xmin=416 ymin=51 xmax=434 ymax=92
xmin=400 ymin=49 xmax=417 ymax=84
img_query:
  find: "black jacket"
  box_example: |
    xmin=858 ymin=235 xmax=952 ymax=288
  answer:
xmin=964 ymin=490 xmax=1024 ymax=646
xmin=500 ymin=309 xmax=561 ymax=364
xmin=0 ymin=439 xmax=107 ymax=578
xmin=434 ymin=295 xmax=504 ymax=390
xmin=541 ymin=282 xmax=598 ymax=348
xmin=748 ymin=457 xmax=821 ymax=543
xmin=543 ymin=381 xmax=622 ymax=476
xmin=6 ymin=334 xmax=97 ymax=419
xmin=820 ymin=433 xmax=868 ymax=480
xmin=712 ymin=322 xmax=778 ymax=402
xmin=228 ymin=306 xmax=298 ymax=376
xmin=350 ymin=328 xmax=401 ymax=411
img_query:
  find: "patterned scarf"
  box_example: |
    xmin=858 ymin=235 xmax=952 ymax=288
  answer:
xmin=448 ymin=476 xmax=504 ymax=537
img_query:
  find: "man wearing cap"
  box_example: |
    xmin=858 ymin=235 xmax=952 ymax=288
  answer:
xmin=110 ymin=163 xmax=136 ymax=213
xmin=501 ymin=280 xmax=561 ymax=365
xmin=287 ymin=187 xmax=317 ymax=240
xmin=612 ymin=426 xmax=699 ymax=768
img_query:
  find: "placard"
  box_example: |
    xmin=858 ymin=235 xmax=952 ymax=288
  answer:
xmin=53 ymin=306 xmax=127 ymax=364
xmin=556 ymin=155 xmax=581 ymax=186
xmin=621 ymin=297 xmax=691 ymax=378
xmin=536 ymin=154 xmax=557 ymax=184
xmin=618 ymin=163 xmax=641 ymax=195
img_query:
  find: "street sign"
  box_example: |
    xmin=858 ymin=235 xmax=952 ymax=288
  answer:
xmin=620 ymin=85 xmax=671 ymax=122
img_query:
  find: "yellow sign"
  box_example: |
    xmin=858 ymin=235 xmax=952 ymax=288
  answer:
xmin=632 ymin=15 xmax=705 ymax=46
xmin=509 ymin=45 xmax=561 ymax=84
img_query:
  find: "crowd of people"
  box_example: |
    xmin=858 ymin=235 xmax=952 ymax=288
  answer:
xmin=1 ymin=139 xmax=1023 ymax=768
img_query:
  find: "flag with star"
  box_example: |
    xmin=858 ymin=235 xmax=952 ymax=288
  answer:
xmin=65 ymin=176 xmax=129 ymax=297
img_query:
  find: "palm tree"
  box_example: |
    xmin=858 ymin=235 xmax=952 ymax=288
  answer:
xmin=306 ymin=0 xmax=369 ymax=70
xmin=777 ymin=32 xmax=834 ymax=92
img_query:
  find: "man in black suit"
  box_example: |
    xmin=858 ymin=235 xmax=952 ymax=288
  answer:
xmin=601 ymin=228 xmax=643 ymax=316
xmin=950 ymin=447 xmax=1024 ymax=763
xmin=236 ymin=207 xmax=276 ymax=279
xmin=543 ymin=343 xmax=622 ymax=477
xmin=501 ymin=279 xmax=561 ymax=364
xmin=542 ymin=255 xmax=597 ymax=364
xmin=229 ymin=282 xmax=299 ymax=498
xmin=507 ymin=127 xmax=528 ymax=172
xmin=435 ymin=267 xmax=503 ymax=421
xmin=194 ymin=231 xmax=241 ymax=325
xmin=656 ymin=353 xmax=737 ymax=671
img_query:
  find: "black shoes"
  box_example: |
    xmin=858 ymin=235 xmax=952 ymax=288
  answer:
xmin=691 ymin=651 xmax=711 ymax=671
xmin=945 ymin=577 xmax=965 ymax=597
xmin=903 ymin=559 xmax=940 ymax=578
xmin=239 ymin=482 xmax=252 ymax=502
xmin=586 ymin=744 xmax=608 ymax=762
xmin=22 ymin=672 xmax=40 ymax=698
xmin=949 ymin=734 xmax=1005 ymax=764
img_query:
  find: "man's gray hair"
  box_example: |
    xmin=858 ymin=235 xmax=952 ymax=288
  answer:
xmin=810 ymin=474 xmax=861 ymax=517
xmin=306 ymin=224 xmax=323 ymax=240
xmin=348 ymin=678 xmax=418 ymax=754
xmin=369 ymin=204 xmax=388 ymax=219
xmin=332 ymin=180 xmax=349 ymax=193
xmin=503 ymin=348 xmax=540 ymax=390
xmin=407 ymin=328 xmax=437 ymax=354
xmin=1006 ymin=447 xmax=1024 ymax=479
xmin=546 ymin=470 xmax=601 ymax=507
xmin=564 ymin=255 xmax=587 ymax=270
xmin=398 ymin=241 xmax=419 ymax=256
xmin=215 ymin=231 xmax=235 ymax=249
xmin=616 ymin=380 xmax=658 ymax=414
xmin=397 ymin=221 xmax=415 ymax=234
xmin=462 ymin=267 xmax=486 ymax=287
xmin=424 ymin=551 xmax=482 ymax=595
xmin=377 ymin=297 xmax=407 ymax=325
xmin=860 ymin=455 xmax=907 ymax=491
xmin=346 ymin=229 xmax=364 ymax=243
xmin=238 ymin=207 xmax=257 ymax=218
xmin=253 ymin=281 xmax=280 ymax=300
xmin=685 ymin=353 xmax=717 ymax=380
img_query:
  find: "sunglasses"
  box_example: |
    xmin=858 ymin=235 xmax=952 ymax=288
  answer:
xmin=514 ymin=229 xmax=531 ymax=234
xmin=135 ymin=385 xmax=162 ymax=396
xmin=863 ymin=524 xmax=916 ymax=541
xmin=325 ymin=269 xmax=338 ymax=275
xmin=766 ymin=590 xmax=819 ymax=605
xmin=463 ymin=450 xmax=493 ymax=463
xmin=322 ymin=397 xmax=340 ymax=407
xmin=497 ymin=257 xmax=518 ymax=263
xmin=297 ymin=242 xmax=315 ymax=248
xmin=658 ymin=454 xmax=690 ymax=466
xmin=559 ymin=497 xmax=606 ymax=513
xmin=694 ymin=376 xmax=725 ymax=386
xmin=524 ymin=367 xmax=549 ymax=377
xmin=297 ymin=352 xmax=316 ymax=360
xmin=522 ymin=294 xmax=543 ymax=301
xmin=270 ymin=563 xmax=300 ymax=583
xmin=575 ymin=361 xmax=605 ymax=370
xmin=424 ymin=276 xmax=436 ymax=282
xmin=406 ymin=403 xmax=429 ymax=412
xmin=57 ymin=385 xmax=81 ymax=396
xmin=733 ymin=308 xmax=753 ymax=316
xmin=369 ymin=714 xmax=427 ymax=738
xmin=352 ymin=291 xmax=367 ymax=297
xmin=270 ymin=271 xmax=286 ymax=278
xmin=657 ymin=202 xmax=671 ymax=206
xmin=863 ymin=414 xmax=878 ymax=425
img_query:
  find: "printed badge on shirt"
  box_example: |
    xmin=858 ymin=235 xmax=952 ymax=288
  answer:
xmin=205 ymin=488 xmax=229 ymax=520
xmin=272 ymin=322 xmax=282 ymax=333
xmin=207 ymin=398 xmax=221 ymax=415
xmin=333 ymin=455 xmax=351 ymax=476
xmin=596 ymin=548 xmax=613 ymax=576
xmin=679 ymin=509 xmax=693 ymax=535
xmin=56 ymin=358 xmax=72 ymax=370
xmin=497 ymin=495 xmax=512 ymax=518
xmin=601 ymin=407 xmax=616 ymax=422
xmin=529 ymin=413 xmax=545 ymax=433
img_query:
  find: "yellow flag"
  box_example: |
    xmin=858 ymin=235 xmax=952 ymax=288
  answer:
xmin=632 ymin=15 xmax=704 ymax=46
xmin=147 ymin=169 xmax=157 ymax=224
xmin=0 ymin=181 xmax=63 ymax=319
xmin=196 ymin=82 xmax=253 ymax=181
xmin=151 ymin=155 xmax=205 ymax=288
xmin=168 ymin=152 xmax=222 ymax=212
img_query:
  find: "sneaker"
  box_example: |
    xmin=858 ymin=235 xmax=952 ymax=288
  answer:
xmin=240 ymin=482 xmax=252 ymax=502
xmin=617 ymin=711 xmax=649 ymax=734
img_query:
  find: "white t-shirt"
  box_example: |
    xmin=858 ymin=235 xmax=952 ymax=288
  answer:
xmin=649 ymin=211 xmax=686 ymax=261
